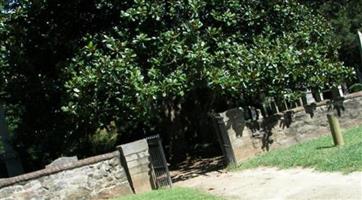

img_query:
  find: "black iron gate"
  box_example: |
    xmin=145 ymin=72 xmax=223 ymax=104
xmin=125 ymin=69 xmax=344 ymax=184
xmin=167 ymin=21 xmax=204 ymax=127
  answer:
xmin=146 ymin=134 xmax=172 ymax=188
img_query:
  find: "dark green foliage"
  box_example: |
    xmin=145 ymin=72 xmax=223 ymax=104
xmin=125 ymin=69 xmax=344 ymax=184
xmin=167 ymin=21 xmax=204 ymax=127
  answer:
xmin=0 ymin=0 xmax=352 ymax=170
xmin=302 ymin=0 xmax=362 ymax=77
xmin=349 ymin=83 xmax=362 ymax=92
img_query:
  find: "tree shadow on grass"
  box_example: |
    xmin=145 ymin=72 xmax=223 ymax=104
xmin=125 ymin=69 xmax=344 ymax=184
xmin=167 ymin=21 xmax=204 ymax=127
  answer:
xmin=316 ymin=145 xmax=335 ymax=150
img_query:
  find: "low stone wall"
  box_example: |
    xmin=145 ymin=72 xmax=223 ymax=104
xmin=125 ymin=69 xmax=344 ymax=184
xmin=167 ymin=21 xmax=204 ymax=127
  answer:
xmin=216 ymin=91 xmax=362 ymax=164
xmin=0 ymin=151 xmax=133 ymax=200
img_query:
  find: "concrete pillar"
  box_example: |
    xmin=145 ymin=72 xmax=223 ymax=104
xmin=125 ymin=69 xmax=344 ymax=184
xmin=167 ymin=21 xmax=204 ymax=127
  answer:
xmin=117 ymin=139 xmax=153 ymax=194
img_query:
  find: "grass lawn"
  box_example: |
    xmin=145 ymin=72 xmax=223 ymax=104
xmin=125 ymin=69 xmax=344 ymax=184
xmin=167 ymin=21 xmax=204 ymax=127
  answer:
xmin=235 ymin=125 xmax=362 ymax=173
xmin=114 ymin=188 xmax=222 ymax=200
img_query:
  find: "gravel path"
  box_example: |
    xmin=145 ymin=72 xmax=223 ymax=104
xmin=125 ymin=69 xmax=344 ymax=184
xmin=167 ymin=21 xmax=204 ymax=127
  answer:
xmin=176 ymin=167 xmax=362 ymax=200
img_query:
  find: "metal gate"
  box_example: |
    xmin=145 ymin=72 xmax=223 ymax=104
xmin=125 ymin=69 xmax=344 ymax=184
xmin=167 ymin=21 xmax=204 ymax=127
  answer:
xmin=146 ymin=134 xmax=172 ymax=188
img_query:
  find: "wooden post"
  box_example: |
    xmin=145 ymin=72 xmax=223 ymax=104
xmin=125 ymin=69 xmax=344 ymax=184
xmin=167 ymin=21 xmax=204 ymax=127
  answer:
xmin=327 ymin=114 xmax=344 ymax=146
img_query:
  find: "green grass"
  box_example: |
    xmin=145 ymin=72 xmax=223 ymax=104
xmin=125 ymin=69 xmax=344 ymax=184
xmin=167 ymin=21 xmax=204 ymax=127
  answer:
xmin=235 ymin=125 xmax=362 ymax=173
xmin=114 ymin=188 xmax=223 ymax=200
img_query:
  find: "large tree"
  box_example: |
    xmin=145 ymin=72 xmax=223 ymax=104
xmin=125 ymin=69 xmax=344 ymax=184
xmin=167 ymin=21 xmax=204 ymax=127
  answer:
xmin=302 ymin=0 xmax=362 ymax=80
xmin=0 ymin=0 xmax=351 ymax=170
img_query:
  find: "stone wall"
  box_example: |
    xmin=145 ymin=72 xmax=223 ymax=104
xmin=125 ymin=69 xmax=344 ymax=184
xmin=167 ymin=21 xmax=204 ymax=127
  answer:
xmin=216 ymin=91 xmax=362 ymax=164
xmin=0 ymin=151 xmax=134 ymax=200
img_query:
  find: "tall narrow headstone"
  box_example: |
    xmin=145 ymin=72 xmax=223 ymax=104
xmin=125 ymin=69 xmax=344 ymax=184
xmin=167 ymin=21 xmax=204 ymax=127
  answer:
xmin=332 ymin=85 xmax=344 ymax=98
xmin=357 ymin=30 xmax=362 ymax=83
xmin=298 ymin=97 xmax=304 ymax=106
xmin=337 ymin=85 xmax=344 ymax=97
xmin=304 ymin=89 xmax=316 ymax=104
xmin=271 ymin=98 xmax=279 ymax=113
xmin=0 ymin=105 xmax=24 ymax=177
xmin=314 ymin=92 xmax=324 ymax=102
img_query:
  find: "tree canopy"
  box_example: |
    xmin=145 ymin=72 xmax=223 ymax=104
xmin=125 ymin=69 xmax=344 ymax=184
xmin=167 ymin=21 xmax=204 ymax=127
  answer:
xmin=302 ymin=0 xmax=362 ymax=77
xmin=0 ymin=0 xmax=353 ymax=170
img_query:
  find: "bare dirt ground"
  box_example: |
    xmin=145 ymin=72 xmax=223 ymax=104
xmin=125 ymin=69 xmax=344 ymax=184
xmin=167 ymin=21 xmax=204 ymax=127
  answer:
xmin=170 ymin=156 xmax=224 ymax=182
xmin=176 ymin=167 xmax=362 ymax=200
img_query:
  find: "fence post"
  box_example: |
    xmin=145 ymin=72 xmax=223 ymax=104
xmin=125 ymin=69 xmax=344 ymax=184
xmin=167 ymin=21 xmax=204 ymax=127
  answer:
xmin=327 ymin=114 xmax=344 ymax=146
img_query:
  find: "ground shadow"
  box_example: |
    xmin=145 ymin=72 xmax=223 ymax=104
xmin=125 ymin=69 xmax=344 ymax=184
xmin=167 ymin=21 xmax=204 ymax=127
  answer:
xmin=169 ymin=156 xmax=225 ymax=183
xmin=327 ymin=98 xmax=345 ymax=117
xmin=246 ymin=114 xmax=281 ymax=151
xmin=316 ymin=145 xmax=335 ymax=150
xmin=304 ymin=103 xmax=317 ymax=118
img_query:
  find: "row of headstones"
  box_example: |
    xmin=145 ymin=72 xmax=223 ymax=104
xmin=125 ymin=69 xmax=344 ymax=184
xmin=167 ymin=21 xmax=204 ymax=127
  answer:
xmin=244 ymin=85 xmax=346 ymax=121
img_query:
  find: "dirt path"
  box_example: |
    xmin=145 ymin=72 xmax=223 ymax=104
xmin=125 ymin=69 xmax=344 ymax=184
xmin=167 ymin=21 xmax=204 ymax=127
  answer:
xmin=176 ymin=167 xmax=362 ymax=200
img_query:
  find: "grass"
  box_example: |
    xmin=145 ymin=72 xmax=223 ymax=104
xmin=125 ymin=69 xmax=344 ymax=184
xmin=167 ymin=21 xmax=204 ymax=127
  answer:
xmin=235 ymin=125 xmax=362 ymax=173
xmin=114 ymin=188 xmax=223 ymax=200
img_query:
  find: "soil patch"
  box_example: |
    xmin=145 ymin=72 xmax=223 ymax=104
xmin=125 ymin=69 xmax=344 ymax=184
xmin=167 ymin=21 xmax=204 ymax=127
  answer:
xmin=176 ymin=167 xmax=362 ymax=200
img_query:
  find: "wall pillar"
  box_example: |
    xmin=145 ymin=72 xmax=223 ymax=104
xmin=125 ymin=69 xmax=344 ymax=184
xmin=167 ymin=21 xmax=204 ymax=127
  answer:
xmin=117 ymin=139 xmax=153 ymax=194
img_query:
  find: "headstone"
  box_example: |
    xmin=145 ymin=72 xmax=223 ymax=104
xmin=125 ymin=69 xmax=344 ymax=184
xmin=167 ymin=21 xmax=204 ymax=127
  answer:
xmin=332 ymin=85 xmax=344 ymax=98
xmin=298 ymin=97 xmax=304 ymax=106
xmin=45 ymin=156 xmax=78 ymax=168
xmin=249 ymin=106 xmax=257 ymax=120
xmin=271 ymin=98 xmax=279 ymax=113
xmin=0 ymin=105 xmax=24 ymax=177
xmin=304 ymin=89 xmax=316 ymax=104
xmin=338 ymin=85 xmax=344 ymax=97
xmin=357 ymin=30 xmax=362 ymax=83
xmin=314 ymin=92 xmax=324 ymax=102
xmin=283 ymin=99 xmax=289 ymax=111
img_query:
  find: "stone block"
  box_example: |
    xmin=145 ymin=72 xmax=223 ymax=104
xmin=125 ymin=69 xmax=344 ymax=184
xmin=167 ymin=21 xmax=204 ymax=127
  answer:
xmin=127 ymin=158 xmax=150 ymax=169
xmin=129 ymin=172 xmax=152 ymax=194
xmin=118 ymin=140 xmax=148 ymax=156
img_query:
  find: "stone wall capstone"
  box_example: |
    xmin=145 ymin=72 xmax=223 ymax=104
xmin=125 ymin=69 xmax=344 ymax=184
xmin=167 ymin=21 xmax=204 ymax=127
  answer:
xmin=215 ymin=91 xmax=362 ymax=164
xmin=0 ymin=151 xmax=133 ymax=200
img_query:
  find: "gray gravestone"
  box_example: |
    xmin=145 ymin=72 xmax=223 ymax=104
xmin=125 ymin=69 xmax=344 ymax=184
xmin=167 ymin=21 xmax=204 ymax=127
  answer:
xmin=0 ymin=105 xmax=24 ymax=177
xmin=305 ymin=89 xmax=316 ymax=104
xmin=332 ymin=85 xmax=344 ymax=98
xmin=357 ymin=30 xmax=362 ymax=83
xmin=315 ymin=92 xmax=324 ymax=102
